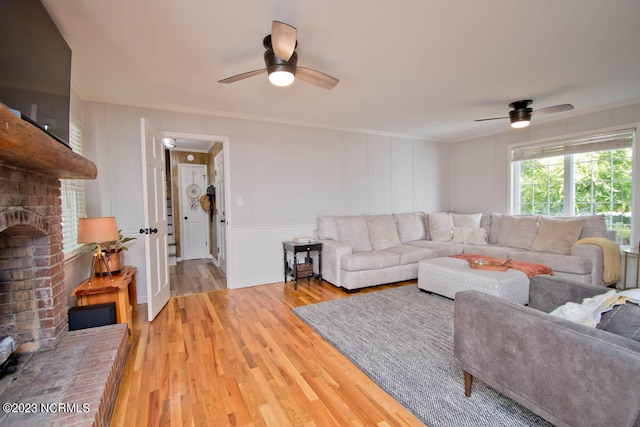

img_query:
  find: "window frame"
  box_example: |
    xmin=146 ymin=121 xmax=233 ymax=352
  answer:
xmin=61 ymin=117 xmax=88 ymax=259
xmin=509 ymin=124 xmax=637 ymax=247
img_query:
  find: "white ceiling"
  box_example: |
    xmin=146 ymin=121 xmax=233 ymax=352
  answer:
xmin=43 ymin=0 xmax=640 ymax=143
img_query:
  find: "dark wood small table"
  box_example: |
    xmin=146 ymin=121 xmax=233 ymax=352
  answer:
xmin=71 ymin=266 xmax=137 ymax=331
xmin=282 ymin=241 xmax=323 ymax=290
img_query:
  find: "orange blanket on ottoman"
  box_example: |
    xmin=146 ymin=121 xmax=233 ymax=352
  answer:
xmin=451 ymin=254 xmax=554 ymax=279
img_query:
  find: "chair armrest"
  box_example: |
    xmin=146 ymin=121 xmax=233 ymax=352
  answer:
xmin=528 ymin=275 xmax=609 ymax=313
xmin=454 ymin=290 xmax=640 ymax=427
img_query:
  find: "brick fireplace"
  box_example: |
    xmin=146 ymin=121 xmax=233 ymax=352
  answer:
xmin=0 ymin=107 xmax=131 ymax=426
xmin=0 ymin=165 xmax=67 ymax=352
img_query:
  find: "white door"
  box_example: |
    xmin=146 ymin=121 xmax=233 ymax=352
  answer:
xmin=179 ymin=163 xmax=209 ymax=260
xmin=140 ymin=118 xmax=170 ymax=321
xmin=214 ymin=151 xmax=227 ymax=274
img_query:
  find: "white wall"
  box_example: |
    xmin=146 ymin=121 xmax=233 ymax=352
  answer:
xmin=76 ymin=102 xmax=450 ymax=296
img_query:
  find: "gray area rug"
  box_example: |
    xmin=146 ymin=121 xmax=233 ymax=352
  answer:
xmin=292 ymin=285 xmax=551 ymax=427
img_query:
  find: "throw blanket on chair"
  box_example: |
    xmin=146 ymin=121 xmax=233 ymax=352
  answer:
xmin=574 ymin=237 xmax=621 ymax=283
xmin=451 ymin=254 xmax=554 ymax=279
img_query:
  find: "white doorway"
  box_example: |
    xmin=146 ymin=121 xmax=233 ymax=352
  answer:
xmin=178 ymin=163 xmax=209 ymax=260
xmin=214 ymin=150 xmax=227 ymax=274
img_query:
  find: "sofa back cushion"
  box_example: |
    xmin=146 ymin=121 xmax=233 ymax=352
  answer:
xmin=497 ymin=215 xmax=539 ymax=249
xmin=450 ymin=213 xmax=482 ymax=228
xmin=394 ymin=212 xmax=426 ymax=243
xmin=366 ymin=215 xmax=402 ymax=250
xmin=532 ymin=217 xmax=585 ymax=255
xmin=336 ymin=215 xmax=373 ymax=252
xmin=427 ymin=212 xmax=454 ymax=242
xmin=317 ymin=215 xmax=339 ymax=240
xmin=558 ymin=214 xmax=607 ymax=239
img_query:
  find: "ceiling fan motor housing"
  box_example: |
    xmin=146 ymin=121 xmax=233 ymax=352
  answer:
xmin=509 ymin=99 xmax=533 ymax=124
xmin=263 ymin=35 xmax=297 ymax=75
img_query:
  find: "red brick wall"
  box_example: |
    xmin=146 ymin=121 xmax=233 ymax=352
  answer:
xmin=0 ymin=165 xmax=67 ymax=351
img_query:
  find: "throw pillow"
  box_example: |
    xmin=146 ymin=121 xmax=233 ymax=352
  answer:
xmin=317 ymin=215 xmax=338 ymax=240
xmin=532 ymin=217 xmax=586 ymax=255
xmin=450 ymin=213 xmax=482 ymax=229
xmin=451 ymin=227 xmax=487 ymax=245
xmin=366 ymin=215 xmax=402 ymax=250
xmin=557 ymin=214 xmax=606 ymax=238
xmin=335 ymin=215 xmax=373 ymax=252
xmin=427 ymin=212 xmax=454 ymax=242
xmin=394 ymin=212 xmax=426 ymax=242
xmin=496 ymin=215 xmax=539 ymax=249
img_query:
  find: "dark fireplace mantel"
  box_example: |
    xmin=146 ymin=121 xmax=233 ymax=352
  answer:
xmin=0 ymin=105 xmax=97 ymax=179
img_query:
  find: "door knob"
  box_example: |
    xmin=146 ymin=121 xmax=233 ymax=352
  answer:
xmin=150 ymin=228 xmax=158 ymax=234
xmin=139 ymin=228 xmax=148 ymax=234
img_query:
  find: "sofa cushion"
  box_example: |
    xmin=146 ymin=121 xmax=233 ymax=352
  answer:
xmin=452 ymin=227 xmax=487 ymax=245
xmin=450 ymin=213 xmax=482 ymax=228
xmin=509 ymin=250 xmax=591 ymax=275
xmin=463 ymin=244 xmax=513 ymax=258
xmin=405 ymin=239 xmax=464 ymax=257
xmin=336 ymin=215 xmax=373 ymax=252
xmin=497 ymin=215 xmax=539 ymax=249
xmin=383 ymin=245 xmax=434 ymax=264
xmin=488 ymin=213 xmax=502 ymax=244
xmin=532 ymin=217 xmax=585 ymax=255
xmin=340 ymin=251 xmax=400 ymax=272
xmin=317 ymin=215 xmax=339 ymax=240
xmin=394 ymin=212 xmax=426 ymax=243
xmin=427 ymin=212 xmax=453 ymax=242
xmin=597 ymin=303 xmax=640 ymax=341
xmin=366 ymin=215 xmax=401 ymax=250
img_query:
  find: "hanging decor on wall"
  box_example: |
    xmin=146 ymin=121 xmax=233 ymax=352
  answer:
xmin=186 ymin=172 xmax=201 ymax=211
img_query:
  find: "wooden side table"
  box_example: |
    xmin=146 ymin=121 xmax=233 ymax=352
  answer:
xmin=71 ymin=266 xmax=137 ymax=331
xmin=622 ymin=249 xmax=640 ymax=290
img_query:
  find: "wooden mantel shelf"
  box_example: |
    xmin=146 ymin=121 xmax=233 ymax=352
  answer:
xmin=0 ymin=105 xmax=97 ymax=179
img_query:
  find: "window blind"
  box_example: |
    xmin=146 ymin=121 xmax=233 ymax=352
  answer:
xmin=511 ymin=129 xmax=635 ymax=162
xmin=61 ymin=120 xmax=87 ymax=255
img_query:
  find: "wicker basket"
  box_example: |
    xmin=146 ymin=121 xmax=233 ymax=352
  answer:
xmin=296 ymin=262 xmax=314 ymax=278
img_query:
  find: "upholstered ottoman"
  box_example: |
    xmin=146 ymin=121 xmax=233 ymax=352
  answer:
xmin=418 ymin=257 xmax=529 ymax=304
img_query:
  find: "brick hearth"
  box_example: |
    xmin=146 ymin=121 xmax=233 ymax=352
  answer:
xmin=0 ymin=323 xmax=129 ymax=426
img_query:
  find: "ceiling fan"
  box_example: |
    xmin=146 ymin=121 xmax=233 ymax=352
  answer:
xmin=475 ymin=100 xmax=574 ymax=128
xmin=218 ymin=21 xmax=339 ymax=90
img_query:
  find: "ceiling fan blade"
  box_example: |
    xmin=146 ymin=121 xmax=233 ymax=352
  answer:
xmin=218 ymin=69 xmax=266 ymax=84
xmin=296 ymin=67 xmax=339 ymax=90
xmin=534 ymin=103 xmax=574 ymax=115
xmin=474 ymin=116 xmax=509 ymax=122
xmin=272 ymin=21 xmax=297 ymax=61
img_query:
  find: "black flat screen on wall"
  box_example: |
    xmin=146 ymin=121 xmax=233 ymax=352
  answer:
xmin=0 ymin=0 xmax=72 ymax=147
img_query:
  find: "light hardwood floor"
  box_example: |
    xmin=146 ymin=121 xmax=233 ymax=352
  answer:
xmin=110 ymin=266 xmax=423 ymax=426
xmin=170 ymin=259 xmax=227 ymax=297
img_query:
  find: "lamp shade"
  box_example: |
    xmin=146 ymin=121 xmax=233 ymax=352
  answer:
xmin=77 ymin=217 xmax=119 ymax=244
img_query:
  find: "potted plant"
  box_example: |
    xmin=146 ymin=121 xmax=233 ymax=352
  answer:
xmin=95 ymin=230 xmax=136 ymax=276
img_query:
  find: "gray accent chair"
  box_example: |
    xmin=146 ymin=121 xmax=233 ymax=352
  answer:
xmin=454 ymin=275 xmax=640 ymax=427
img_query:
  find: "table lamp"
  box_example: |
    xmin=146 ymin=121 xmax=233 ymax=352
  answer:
xmin=77 ymin=217 xmax=120 ymax=284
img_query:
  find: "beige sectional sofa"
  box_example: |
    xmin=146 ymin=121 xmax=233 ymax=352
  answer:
xmin=315 ymin=212 xmax=618 ymax=292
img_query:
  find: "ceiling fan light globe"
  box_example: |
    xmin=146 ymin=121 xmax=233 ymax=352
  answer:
xmin=268 ymin=70 xmax=295 ymax=86
xmin=511 ymin=119 xmax=530 ymax=129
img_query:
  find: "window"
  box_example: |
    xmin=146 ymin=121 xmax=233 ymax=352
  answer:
xmin=511 ymin=128 xmax=635 ymax=246
xmin=60 ymin=119 xmax=87 ymax=255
